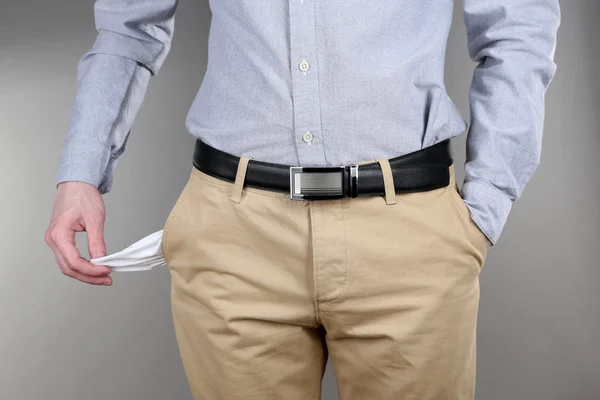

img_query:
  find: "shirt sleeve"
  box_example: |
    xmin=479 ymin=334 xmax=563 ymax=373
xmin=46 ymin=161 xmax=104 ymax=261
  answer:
xmin=56 ymin=0 xmax=179 ymax=194
xmin=459 ymin=0 xmax=560 ymax=245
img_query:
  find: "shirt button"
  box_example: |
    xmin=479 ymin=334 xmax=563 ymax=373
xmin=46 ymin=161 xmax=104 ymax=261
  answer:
xmin=302 ymin=131 xmax=313 ymax=143
xmin=299 ymin=59 xmax=310 ymax=72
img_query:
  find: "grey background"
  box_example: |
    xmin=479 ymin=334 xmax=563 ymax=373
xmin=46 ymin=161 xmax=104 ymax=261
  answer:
xmin=0 ymin=1 xmax=598 ymax=399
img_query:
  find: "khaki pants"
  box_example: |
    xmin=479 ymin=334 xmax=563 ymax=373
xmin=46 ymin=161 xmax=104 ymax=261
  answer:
xmin=162 ymin=159 xmax=489 ymax=400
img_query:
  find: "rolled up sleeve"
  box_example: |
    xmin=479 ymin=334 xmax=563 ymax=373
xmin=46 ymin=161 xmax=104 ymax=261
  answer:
xmin=56 ymin=0 xmax=179 ymax=193
xmin=459 ymin=0 xmax=560 ymax=245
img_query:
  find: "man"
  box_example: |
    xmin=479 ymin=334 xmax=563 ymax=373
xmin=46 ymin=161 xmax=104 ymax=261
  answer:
xmin=45 ymin=0 xmax=560 ymax=399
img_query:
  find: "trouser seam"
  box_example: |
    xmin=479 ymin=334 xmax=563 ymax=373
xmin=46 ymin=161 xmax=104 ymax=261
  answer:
xmin=320 ymin=200 xmax=349 ymax=304
xmin=309 ymin=202 xmax=322 ymax=325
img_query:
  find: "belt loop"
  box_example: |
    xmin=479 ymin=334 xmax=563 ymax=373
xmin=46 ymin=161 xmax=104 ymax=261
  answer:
xmin=376 ymin=158 xmax=397 ymax=205
xmin=230 ymin=156 xmax=252 ymax=203
xmin=448 ymin=163 xmax=457 ymax=188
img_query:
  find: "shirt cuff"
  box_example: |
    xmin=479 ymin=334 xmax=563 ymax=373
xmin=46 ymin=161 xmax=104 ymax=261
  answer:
xmin=55 ymin=139 xmax=113 ymax=194
xmin=460 ymin=179 xmax=513 ymax=246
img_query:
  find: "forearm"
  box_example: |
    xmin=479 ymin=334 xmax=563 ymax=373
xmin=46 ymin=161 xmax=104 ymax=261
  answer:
xmin=56 ymin=54 xmax=150 ymax=194
xmin=55 ymin=0 xmax=178 ymax=194
xmin=460 ymin=0 xmax=560 ymax=245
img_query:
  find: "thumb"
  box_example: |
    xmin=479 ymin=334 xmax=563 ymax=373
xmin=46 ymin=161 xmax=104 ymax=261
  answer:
xmin=86 ymin=219 xmax=107 ymax=259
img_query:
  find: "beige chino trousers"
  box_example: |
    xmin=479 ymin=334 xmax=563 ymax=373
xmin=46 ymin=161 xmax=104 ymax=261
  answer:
xmin=162 ymin=156 xmax=489 ymax=400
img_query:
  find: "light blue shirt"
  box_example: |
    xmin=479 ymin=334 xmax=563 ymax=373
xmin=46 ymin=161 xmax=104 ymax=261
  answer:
xmin=56 ymin=0 xmax=560 ymax=246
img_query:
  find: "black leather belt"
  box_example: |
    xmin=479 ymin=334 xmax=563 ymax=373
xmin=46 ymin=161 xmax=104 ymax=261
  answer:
xmin=192 ymin=138 xmax=453 ymax=200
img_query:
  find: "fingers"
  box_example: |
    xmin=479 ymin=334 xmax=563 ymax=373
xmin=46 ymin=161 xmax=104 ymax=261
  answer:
xmin=86 ymin=215 xmax=107 ymax=259
xmin=53 ymin=250 xmax=112 ymax=286
xmin=48 ymin=226 xmax=112 ymax=277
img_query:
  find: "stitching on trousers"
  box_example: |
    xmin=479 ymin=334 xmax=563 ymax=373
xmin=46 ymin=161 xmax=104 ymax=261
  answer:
xmin=309 ymin=203 xmax=322 ymax=324
xmin=323 ymin=200 xmax=349 ymax=304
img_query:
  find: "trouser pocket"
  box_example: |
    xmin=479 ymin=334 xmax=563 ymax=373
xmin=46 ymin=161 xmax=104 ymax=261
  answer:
xmin=161 ymin=169 xmax=196 ymax=267
xmin=447 ymin=166 xmax=490 ymax=263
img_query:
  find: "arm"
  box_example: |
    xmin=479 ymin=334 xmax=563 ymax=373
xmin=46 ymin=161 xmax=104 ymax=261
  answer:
xmin=460 ymin=0 xmax=560 ymax=245
xmin=47 ymin=0 xmax=179 ymax=286
xmin=56 ymin=0 xmax=179 ymax=193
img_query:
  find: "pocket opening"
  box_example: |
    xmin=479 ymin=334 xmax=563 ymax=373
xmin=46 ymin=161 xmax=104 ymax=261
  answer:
xmin=162 ymin=171 xmax=195 ymax=266
xmin=447 ymin=183 xmax=489 ymax=256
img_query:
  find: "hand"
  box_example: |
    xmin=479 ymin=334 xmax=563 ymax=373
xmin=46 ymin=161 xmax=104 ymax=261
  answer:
xmin=45 ymin=181 xmax=112 ymax=286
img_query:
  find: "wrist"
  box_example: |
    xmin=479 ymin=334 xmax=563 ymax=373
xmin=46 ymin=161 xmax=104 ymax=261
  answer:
xmin=460 ymin=179 xmax=513 ymax=246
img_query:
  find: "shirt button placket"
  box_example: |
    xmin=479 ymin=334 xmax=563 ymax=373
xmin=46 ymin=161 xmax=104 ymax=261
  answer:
xmin=288 ymin=0 xmax=326 ymax=166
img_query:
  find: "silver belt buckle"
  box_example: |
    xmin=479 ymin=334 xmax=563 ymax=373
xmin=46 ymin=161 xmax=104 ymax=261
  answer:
xmin=290 ymin=165 xmax=358 ymax=200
